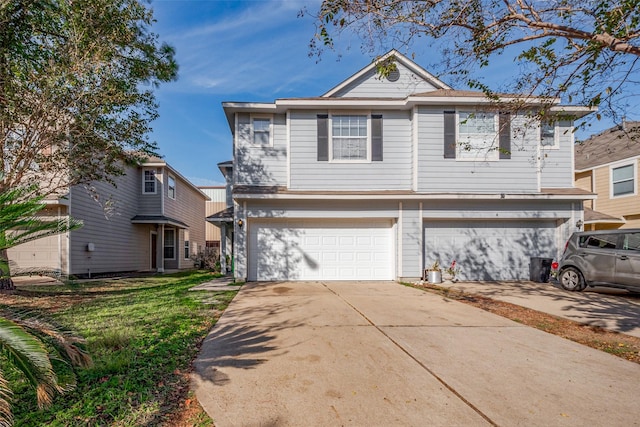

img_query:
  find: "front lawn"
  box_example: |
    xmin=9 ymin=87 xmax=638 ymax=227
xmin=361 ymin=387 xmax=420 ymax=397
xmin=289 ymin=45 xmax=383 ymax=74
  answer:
xmin=0 ymin=271 xmax=238 ymax=426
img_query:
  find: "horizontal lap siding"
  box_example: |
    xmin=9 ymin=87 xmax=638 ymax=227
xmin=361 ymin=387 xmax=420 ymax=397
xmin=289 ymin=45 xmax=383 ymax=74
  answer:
xmin=417 ymin=107 xmax=539 ymax=192
xmin=69 ymin=167 xmax=149 ymax=275
xmin=289 ymin=110 xmax=412 ymax=190
xmin=594 ymin=163 xmax=640 ymax=221
xmin=541 ymin=121 xmax=574 ymax=188
xmin=244 ymin=199 xmax=399 ymax=219
xmin=236 ymin=113 xmax=287 ymax=186
xmin=332 ymin=64 xmax=437 ymax=98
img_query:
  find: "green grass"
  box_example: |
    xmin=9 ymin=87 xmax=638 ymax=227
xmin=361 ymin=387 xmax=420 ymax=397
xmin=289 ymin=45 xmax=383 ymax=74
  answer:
xmin=2 ymin=271 xmax=239 ymax=426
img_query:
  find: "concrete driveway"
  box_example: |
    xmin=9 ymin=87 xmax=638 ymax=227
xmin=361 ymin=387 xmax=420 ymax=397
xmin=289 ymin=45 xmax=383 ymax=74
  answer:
xmin=440 ymin=280 xmax=640 ymax=338
xmin=193 ymin=281 xmax=640 ymax=426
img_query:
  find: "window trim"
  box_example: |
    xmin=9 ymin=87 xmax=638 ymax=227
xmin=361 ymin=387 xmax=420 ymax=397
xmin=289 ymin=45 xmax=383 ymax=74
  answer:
xmin=168 ymin=174 xmax=176 ymax=200
xmin=328 ymin=111 xmax=372 ymax=163
xmin=455 ymin=110 xmax=500 ymax=162
xmin=250 ymin=114 xmax=273 ymax=147
xmin=164 ymin=228 xmax=176 ymax=260
xmin=143 ymin=168 xmax=157 ymax=194
xmin=184 ymin=240 xmax=190 ymax=260
xmin=610 ymin=160 xmax=637 ymax=198
xmin=540 ymin=120 xmax=559 ymax=149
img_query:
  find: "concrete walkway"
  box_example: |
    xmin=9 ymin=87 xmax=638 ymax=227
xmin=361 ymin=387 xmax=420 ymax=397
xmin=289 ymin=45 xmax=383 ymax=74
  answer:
xmin=193 ymin=281 xmax=640 ymax=426
xmin=438 ymin=280 xmax=640 ymax=338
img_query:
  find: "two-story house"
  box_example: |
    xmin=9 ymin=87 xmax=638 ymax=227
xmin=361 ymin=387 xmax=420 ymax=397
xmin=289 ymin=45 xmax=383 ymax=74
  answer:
xmin=8 ymin=157 xmax=208 ymax=278
xmin=221 ymin=50 xmax=594 ymax=282
xmin=574 ymin=121 xmax=640 ymax=230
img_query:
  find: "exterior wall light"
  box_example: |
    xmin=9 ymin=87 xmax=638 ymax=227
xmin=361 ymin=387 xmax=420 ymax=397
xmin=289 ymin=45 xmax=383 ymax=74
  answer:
xmin=237 ymin=219 xmax=244 ymax=227
xmin=576 ymin=219 xmax=583 ymax=229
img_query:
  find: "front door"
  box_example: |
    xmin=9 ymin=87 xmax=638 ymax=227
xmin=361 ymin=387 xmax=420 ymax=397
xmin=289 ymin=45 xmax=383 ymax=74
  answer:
xmin=151 ymin=232 xmax=157 ymax=269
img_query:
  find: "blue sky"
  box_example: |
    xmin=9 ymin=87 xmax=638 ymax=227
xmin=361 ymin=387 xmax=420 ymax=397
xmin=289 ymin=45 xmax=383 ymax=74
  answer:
xmin=149 ymin=0 xmax=619 ymax=187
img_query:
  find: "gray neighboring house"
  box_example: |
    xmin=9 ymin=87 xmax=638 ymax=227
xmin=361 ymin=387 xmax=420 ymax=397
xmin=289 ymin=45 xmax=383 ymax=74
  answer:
xmin=8 ymin=157 xmax=208 ymax=278
xmin=218 ymin=50 xmax=595 ymax=282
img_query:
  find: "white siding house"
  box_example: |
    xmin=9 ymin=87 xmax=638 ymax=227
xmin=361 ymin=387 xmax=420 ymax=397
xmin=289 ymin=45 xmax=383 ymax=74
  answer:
xmin=219 ymin=50 xmax=595 ymax=282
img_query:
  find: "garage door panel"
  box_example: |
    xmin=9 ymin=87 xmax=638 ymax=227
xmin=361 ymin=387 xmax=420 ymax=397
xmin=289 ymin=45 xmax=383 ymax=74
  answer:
xmin=424 ymin=220 xmax=557 ymax=281
xmin=249 ymin=219 xmax=393 ymax=281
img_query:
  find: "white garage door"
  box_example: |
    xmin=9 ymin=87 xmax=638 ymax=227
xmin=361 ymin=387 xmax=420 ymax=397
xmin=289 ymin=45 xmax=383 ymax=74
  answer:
xmin=7 ymin=234 xmax=61 ymax=274
xmin=248 ymin=219 xmax=394 ymax=281
xmin=424 ymin=220 xmax=557 ymax=281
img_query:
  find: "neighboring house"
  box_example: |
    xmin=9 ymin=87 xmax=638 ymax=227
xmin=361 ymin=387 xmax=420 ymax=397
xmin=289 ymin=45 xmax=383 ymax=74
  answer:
xmin=8 ymin=157 xmax=208 ymax=278
xmin=199 ymin=186 xmax=227 ymax=249
xmin=574 ymin=121 xmax=640 ymax=230
xmin=220 ymin=50 xmax=594 ymax=282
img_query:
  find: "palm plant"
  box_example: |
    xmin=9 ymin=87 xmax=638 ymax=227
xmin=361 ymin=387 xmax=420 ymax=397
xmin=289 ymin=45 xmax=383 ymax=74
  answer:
xmin=0 ymin=184 xmax=88 ymax=425
xmin=0 ymin=184 xmax=82 ymax=289
xmin=0 ymin=309 xmax=92 ymax=426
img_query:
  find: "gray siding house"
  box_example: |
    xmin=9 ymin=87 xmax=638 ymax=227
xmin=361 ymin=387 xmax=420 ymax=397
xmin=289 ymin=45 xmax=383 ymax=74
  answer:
xmin=220 ymin=50 xmax=594 ymax=282
xmin=8 ymin=157 xmax=208 ymax=278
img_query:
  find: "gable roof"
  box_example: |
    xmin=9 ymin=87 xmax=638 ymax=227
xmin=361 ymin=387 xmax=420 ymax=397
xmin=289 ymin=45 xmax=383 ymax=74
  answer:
xmin=575 ymin=121 xmax=640 ymax=171
xmin=322 ymin=49 xmax=451 ymax=97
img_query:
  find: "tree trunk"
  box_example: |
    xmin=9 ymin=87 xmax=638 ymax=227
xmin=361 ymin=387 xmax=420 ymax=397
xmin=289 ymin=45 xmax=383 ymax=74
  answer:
xmin=0 ymin=248 xmax=15 ymax=290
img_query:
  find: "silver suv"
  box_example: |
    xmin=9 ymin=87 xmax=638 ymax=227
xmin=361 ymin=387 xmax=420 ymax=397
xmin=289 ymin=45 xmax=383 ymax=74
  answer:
xmin=558 ymin=229 xmax=640 ymax=292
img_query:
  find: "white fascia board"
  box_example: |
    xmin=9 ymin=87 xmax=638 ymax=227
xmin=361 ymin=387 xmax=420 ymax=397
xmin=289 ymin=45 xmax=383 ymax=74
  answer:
xmin=277 ymin=99 xmax=407 ymax=109
xmin=407 ymin=96 xmax=560 ymax=106
xmin=222 ymin=102 xmax=278 ymax=130
xmin=574 ymin=154 xmax=640 ymax=173
xmin=234 ymin=193 xmax=596 ymax=201
xmin=550 ymin=105 xmax=596 ymax=118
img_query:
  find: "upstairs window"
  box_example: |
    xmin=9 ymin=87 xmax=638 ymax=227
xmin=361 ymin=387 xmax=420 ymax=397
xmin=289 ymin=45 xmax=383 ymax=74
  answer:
xmin=457 ymin=112 xmax=498 ymax=160
xmin=251 ymin=116 xmax=272 ymax=146
xmin=143 ymin=169 xmax=156 ymax=194
xmin=332 ymin=115 xmax=368 ymax=161
xmin=540 ymin=121 xmax=558 ymax=148
xmin=612 ymin=163 xmax=635 ymax=197
xmin=168 ymin=175 xmax=176 ymax=199
xmin=444 ymin=111 xmax=510 ymax=160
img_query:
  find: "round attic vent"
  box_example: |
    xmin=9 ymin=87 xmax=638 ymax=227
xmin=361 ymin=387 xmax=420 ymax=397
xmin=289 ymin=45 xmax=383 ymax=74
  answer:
xmin=386 ymin=69 xmax=400 ymax=82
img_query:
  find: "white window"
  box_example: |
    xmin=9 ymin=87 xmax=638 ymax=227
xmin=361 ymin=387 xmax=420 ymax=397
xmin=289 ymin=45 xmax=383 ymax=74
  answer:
xmin=168 ymin=175 xmax=176 ymax=199
xmin=331 ymin=114 xmax=368 ymax=161
xmin=612 ymin=163 xmax=635 ymax=197
xmin=251 ymin=116 xmax=272 ymax=146
xmin=143 ymin=169 xmax=156 ymax=194
xmin=184 ymin=230 xmax=190 ymax=259
xmin=457 ymin=112 xmax=499 ymax=160
xmin=164 ymin=229 xmax=175 ymax=259
xmin=540 ymin=121 xmax=558 ymax=148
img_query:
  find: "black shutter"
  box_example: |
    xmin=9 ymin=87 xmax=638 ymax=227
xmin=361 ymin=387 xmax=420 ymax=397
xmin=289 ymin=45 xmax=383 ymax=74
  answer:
xmin=317 ymin=114 xmax=328 ymax=161
xmin=444 ymin=111 xmax=456 ymax=159
xmin=499 ymin=112 xmax=511 ymax=159
xmin=371 ymin=114 xmax=383 ymax=161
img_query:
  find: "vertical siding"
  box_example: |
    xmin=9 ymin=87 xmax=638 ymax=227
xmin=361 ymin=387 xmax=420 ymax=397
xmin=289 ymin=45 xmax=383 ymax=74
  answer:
xmin=417 ymin=107 xmax=539 ymax=192
xmin=289 ymin=110 xmax=413 ymax=190
xmin=400 ymin=201 xmax=422 ymax=278
xmin=540 ymin=120 xmax=574 ymax=188
xmin=235 ymin=113 xmax=287 ymax=186
xmin=162 ymin=169 xmax=207 ymax=269
xmin=332 ymin=63 xmax=437 ymax=98
xmin=69 ymin=167 xmax=150 ymax=275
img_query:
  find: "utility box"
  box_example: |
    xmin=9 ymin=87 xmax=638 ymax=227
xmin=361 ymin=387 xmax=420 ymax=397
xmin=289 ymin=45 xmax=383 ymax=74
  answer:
xmin=529 ymin=257 xmax=553 ymax=283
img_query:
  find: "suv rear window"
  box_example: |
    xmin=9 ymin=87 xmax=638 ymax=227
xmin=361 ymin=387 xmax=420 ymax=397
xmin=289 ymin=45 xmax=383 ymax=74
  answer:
xmin=580 ymin=234 xmax=618 ymax=249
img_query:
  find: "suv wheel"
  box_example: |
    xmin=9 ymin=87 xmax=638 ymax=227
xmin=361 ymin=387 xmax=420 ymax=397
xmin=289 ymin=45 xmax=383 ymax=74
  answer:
xmin=559 ymin=267 xmax=585 ymax=292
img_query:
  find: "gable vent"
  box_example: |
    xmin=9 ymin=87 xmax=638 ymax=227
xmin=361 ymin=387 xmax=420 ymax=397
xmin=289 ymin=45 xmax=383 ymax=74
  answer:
xmin=386 ymin=69 xmax=400 ymax=82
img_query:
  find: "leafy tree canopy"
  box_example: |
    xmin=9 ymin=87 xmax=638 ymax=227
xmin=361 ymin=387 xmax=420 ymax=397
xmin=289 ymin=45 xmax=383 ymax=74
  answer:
xmin=309 ymin=0 xmax=640 ymax=124
xmin=0 ymin=0 xmax=177 ymax=199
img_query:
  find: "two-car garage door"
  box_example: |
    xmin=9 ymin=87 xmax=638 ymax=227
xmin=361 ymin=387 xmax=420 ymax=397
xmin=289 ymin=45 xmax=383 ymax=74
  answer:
xmin=424 ymin=220 xmax=558 ymax=281
xmin=248 ymin=219 xmax=394 ymax=281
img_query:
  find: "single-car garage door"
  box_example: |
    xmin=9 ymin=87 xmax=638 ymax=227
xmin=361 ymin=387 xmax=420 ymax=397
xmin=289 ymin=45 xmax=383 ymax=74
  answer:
xmin=424 ymin=220 xmax=558 ymax=281
xmin=248 ymin=219 xmax=394 ymax=281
